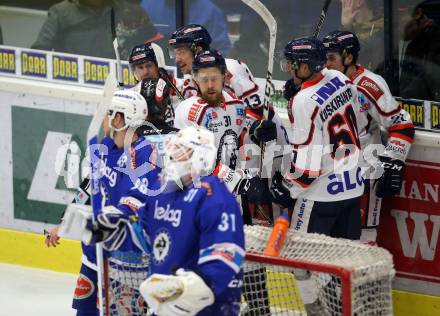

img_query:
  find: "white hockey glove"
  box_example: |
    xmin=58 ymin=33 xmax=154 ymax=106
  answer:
xmin=140 ymin=269 xmax=214 ymax=316
xmin=58 ymin=204 xmax=93 ymax=242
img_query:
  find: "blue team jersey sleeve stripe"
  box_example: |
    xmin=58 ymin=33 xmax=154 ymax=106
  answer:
xmin=198 ymin=242 xmax=245 ymax=274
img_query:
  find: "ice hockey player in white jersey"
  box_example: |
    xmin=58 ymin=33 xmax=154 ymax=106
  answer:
xmin=323 ymin=30 xmax=415 ymax=244
xmin=168 ymin=24 xmax=261 ymax=107
xmin=173 ymin=49 xmax=268 ymax=204
xmin=271 ymin=37 xmax=365 ymax=240
xmin=169 ymin=24 xmax=288 ymax=222
xmin=129 ymin=42 xmax=182 ymax=126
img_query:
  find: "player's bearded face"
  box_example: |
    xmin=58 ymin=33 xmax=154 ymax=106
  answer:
xmin=196 ymin=68 xmax=224 ymax=106
xmin=325 ymin=52 xmax=344 ymax=72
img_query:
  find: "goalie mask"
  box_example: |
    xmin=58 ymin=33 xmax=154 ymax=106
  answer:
xmin=163 ymin=126 xmax=216 ymax=187
xmin=140 ymin=78 xmax=171 ymax=119
xmin=108 ymin=90 xmax=148 ymax=133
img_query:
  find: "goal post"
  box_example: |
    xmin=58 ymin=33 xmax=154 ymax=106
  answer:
xmin=243 ymin=225 xmax=395 ymax=316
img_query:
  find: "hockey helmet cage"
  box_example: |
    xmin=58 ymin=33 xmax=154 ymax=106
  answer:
xmin=140 ymin=78 xmax=171 ymax=118
xmin=163 ymin=126 xmax=216 ymax=185
xmin=169 ymin=24 xmax=212 ymax=51
xmin=322 ymin=30 xmax=360 ymax=59
xmin=283 ymin=37 xmax=326 ymax=73
xmin=192 ymin=49 xmax=227 ymax=73
xmin=108 ymin=90 xmax=148 ymax=132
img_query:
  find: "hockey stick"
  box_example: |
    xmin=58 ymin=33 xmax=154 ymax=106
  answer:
xmin=241 ymin=0 xmax=276 ymax=119
xmin=111 ymin=7 xmax=123 ymax=87
xmin=159 ymin=68 xmax=185 ymax=101
xmin=241 ymin=0 xmax=277 ymax=224
xmin=150 ymin=42 xmax=185 ymax=101
xmin=313 ymin=0 xmax=332 ymax=38
xmin=88 ymin=73 xmax=118 ymax=316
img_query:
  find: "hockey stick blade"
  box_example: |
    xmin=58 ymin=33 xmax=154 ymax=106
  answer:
xmin=313 ymin=0 xmax=332 ymax=38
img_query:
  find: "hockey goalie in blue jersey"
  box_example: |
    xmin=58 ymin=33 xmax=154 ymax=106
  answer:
xmin=89 ymin=126 xmax=245 ymax=315
xmin=137 ymin=126 xmax=245 ymax=316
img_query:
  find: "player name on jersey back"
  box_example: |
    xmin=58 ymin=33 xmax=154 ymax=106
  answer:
xmin=288 ymin=69 xmax=365 ymax=202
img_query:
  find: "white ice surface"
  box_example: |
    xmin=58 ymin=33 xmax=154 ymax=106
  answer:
xmin=0 ymin=263 xmax=77 ymax=316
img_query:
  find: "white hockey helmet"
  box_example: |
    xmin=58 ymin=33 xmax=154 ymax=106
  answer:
xmin=108 ymin=90 xmax=148 ymax=132
xmin=163 ymin=126 xmax=216 ymax=185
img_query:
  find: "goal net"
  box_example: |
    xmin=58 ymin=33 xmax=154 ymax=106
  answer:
xmin=99 ymin=226 xmax=395 ymax=316
xmin=101 ymin=250 xmax=150 ymax=316
xmin=242 ymin=225 xmax=395 ymax=316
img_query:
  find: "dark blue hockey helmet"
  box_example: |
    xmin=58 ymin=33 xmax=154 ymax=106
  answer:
xmin=322 ymin=30 xmax=360 ymax=60
xmin=192 ymin=49 xmax=227 ymax=73
xmin=283 ymin=37 xmax=326 ymax=73
xmin=129 ymin=42 xmax=157 ymax=70
xmin=169 ymin=24 xmax=212 ymax=52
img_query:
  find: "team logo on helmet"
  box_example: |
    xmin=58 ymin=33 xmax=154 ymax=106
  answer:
xmin=200 ymin=56 xmax=216 ymax=63
xmin=184 ymin=26 xmax=203 ymax=33
xmin=292 ymin=45 xmax=312 ymax=50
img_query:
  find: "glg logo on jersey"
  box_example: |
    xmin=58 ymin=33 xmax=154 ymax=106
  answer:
xmin=154 ymin=200 xmax=182 ymax=227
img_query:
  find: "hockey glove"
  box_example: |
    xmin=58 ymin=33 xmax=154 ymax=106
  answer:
xmin=236 ymin=175 xmax=271 ymax=204
xmin=84 ymin=206 xmax=131 ymax=251
xmin=270 ymin=171 xmax=295 ymax=208
xmin=249 ymin=119 xmax=277 ymax=145
xmin=375 ymin=156 xmax=405 ymax=198
xmin=283 ymin=78 xmax=301 ymax=101
xmin=140 ymin=269 xmax=214 ymax=316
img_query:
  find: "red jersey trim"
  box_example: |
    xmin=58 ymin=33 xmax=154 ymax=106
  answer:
xmin=389 ymin=133 xmax=414 ymax=144
xmin=350 ymin=65 xmax=365 ymax=81
xmin=291 ymin=106 xmax=320 ymax=146
xmin=388 ymin=123 xmax=415 ymax=132
xmin=301 ymin=73 xmax=324 ymax=89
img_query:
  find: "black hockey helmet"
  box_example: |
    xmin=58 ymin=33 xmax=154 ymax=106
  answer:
xmin=283 ymin=37 xmax=326 ymax=72
xmin=129 ymin=42 xmax=157 ymax=71
xmin=192 ymin=49 xmax=227 ymax=73
xmin=140 ymin=78 xmax=170 ymax=118
xmin=169 ymin=24 xmax=212 ymax=52
xmin=322 ymin=30 xmax=360 ymax=61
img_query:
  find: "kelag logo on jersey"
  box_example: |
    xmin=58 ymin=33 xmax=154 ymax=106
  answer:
xmin=154 ymin=200 xmax=182 ymax=227
xmin=311 ymin=76 xmax=346 ymax=106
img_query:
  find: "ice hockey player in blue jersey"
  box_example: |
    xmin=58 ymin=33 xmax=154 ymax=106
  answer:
xmin=138 ymin=126 xmax=245 ymax=316
xmin=56 ymin=89 xmax=154 ymax=316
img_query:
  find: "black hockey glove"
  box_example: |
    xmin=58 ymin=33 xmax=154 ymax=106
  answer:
xmin=270 ymin=171 xmax=295 ymax=208
xmin=249 ymin=119 xmax=277 ymax=145
xmin=236 ymin=176 xmax=271 ymax=204
xmin=283 ymin=78 xmax=301 ymax=101
xmin=375 ymin=156 xmax=405 ymax=198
